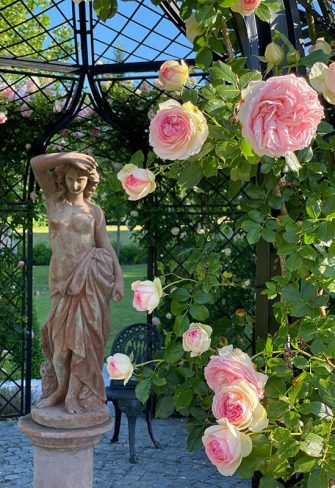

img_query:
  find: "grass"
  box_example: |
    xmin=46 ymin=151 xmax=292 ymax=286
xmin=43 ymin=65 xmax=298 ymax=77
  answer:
xmin=33 ymin=263 xmax=147 ymax=355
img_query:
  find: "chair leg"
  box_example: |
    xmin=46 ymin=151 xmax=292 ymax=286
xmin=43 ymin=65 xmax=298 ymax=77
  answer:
xmin=111 ymin=400 xmax=121 ymax=443
xmin=127 ymin=414 xmax=138 ymax=464
xmin=145 ymin=396 xmax=161 ymax=449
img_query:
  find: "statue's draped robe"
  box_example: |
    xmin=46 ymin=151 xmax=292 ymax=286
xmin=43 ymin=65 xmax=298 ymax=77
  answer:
xmin=41 ymin=248 xmax=114 ymax=407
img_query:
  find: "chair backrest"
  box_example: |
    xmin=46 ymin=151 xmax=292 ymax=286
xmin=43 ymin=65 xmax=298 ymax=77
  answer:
xmin=111 ymin=323 xmax=161 ymax=364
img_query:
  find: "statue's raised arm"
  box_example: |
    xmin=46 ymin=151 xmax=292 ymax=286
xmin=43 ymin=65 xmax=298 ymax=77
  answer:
xmin=31 ymin=151 xmax=124 ymax=420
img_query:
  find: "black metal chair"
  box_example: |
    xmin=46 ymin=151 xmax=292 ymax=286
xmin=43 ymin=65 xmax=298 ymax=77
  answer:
xmin=105 ymin=323 xmax=162 ymax=463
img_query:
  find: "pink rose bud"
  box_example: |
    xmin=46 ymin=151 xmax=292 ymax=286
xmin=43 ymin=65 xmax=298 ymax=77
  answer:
xmin=20 ymin=103 xmax=33 ymax=118
xmin=182 ymin=323 xmax=212 ymax=357
xmin=309 ymin=38 xmax=332 ymax=56
xmin=202 ymin=420 xmax=252 ymax=476
xmin=131 ymin=278 xmax=163 ymax=314
xmin=74 ymin=131 xmax=84 ymax=140
xmin=204 ymin=345 xmax=268 ymax=398
xmin=231 ymin=0 xmax=261 ymax=15
xmin=117 ymin=163 xmax=156 ymax=201
xmin=159 ymin=60 xmax=189 ymax=91
xmin=18 ymin=260 xmax=25 ymax=268
xmin=238 ymin=74 xmax=324 ymax=158
xmin=0 ymin=112 xmax=7 ymax=124
xmin=212 ymin=380 xmax=268 ymax=432
xmin=151 ymin=316 xmax=161 ymax=326
xmin=264 ymin=42 xmax=284 ymax=65
xmin=149 ymin=100 xmax=208 ymax=161
xmin=106 ymin=353 xmax=134 ymax=385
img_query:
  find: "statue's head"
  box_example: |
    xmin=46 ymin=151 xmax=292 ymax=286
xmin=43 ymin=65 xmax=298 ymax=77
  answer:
xmin=54 ymin=162 xmax=100 ymax=203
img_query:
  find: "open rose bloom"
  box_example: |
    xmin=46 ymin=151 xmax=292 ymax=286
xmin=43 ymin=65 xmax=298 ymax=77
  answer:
xmin=0 ymin=112 xmax=7 ymax=124
xmin=159 ymin=60 xmax=189 ymax=91
xmin=204 ymin=345 xmax=268 ymax=398
xmin=238 ymin=74 xmax=324 ymax=158
xmin=131 ymin=277 xmax=163 ymax=314
xmin=182 ymin=322 xmax=212 ymax=357
xmin=212 ymin=380 xmax=268 ymax=432
xmin=117 ymin=163 xmax=156 ymax=201
xmin=149 ymin=100 xmax=208 ymax=160
xmin=231 ymin=0 xmax=261 ymax=16
xmin=202 ymin=420 xmax=252 ymax=476
xmin=106 ymin=353 xmax=134 ymax=385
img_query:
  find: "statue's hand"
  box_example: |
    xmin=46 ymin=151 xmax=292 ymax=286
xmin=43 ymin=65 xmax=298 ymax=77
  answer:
xmin=112 ymin=279 xmax=124 ymax=302
xmin=64 ymin=151 xmax=97 ymax=172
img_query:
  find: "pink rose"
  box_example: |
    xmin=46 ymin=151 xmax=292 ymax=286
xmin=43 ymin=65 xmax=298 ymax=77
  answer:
xmin=131 ymin=278 xmax=163 ymax=314
xmin=231 ymin=0 xmax=261 ymax=15
xmin=151 ymin=316 xmax=161 ymax=326
xmin=88 ymin=127 xmax=100 ymax=137
xmin=60 ymin=129 xmax=70 ymax=137
xmin=204 ymin=345 xmax=268 ymax=398
xmin=182 ymin=322 xmax=212 ymax=357
xmin=0 ymin=112 xmax=7 ymax=124
xmin=149 ymin=100 xmax=208 ymax=160
xmin=159 ymin=60 xmax=189 ymax=91
xmin=74 ymin=131 xmax=84 ymax=140
xmin=0 ymin=86 xmax=15 ymax=101
xmin=106 ymin=353 xmax=133 ymax=385
xmin=20 ymin=103 xmax=33 ymax=118
xmin=238 ymin=74 xmax=324 ymax=158
xmin=29 ymin=191 xmax=38 ymax=201
xmin=212 ymin=380 xmax=268 ymax=432
xmin=54 ymin=101 xmax=65 ymax=113
xmin=202 ymin=420 xmax=252 ymax=476
xmin=309 ymin=38 xmax=332 ymax=56
xmin=18 ymin=260 xmax=25 ymax=268
xmin=117 ymin=163 xmax=156 ymax=201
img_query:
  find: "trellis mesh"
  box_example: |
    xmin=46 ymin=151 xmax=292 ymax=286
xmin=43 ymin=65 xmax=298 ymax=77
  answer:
xmin=1 ymin=0 xmax=333 ymax=416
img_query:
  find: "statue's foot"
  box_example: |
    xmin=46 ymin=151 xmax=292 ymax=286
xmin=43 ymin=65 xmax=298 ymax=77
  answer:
xmin=36 ymin=390 xmax=65 ymax=409
xmin=65 ymin=396 xmax=84 ymax=414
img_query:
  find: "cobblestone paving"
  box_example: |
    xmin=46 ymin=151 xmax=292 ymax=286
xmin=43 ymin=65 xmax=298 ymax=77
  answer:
xmin=0 ymin=410 xmax=251 ymax=488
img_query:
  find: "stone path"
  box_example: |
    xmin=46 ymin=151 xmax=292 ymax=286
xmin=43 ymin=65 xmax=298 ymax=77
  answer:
xmin=0 ymin=409 xmax=251 ymax=488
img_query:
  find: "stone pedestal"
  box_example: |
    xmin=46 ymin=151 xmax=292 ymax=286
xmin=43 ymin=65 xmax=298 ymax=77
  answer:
xmin=19 ymin=408 xmax=112 ymax=488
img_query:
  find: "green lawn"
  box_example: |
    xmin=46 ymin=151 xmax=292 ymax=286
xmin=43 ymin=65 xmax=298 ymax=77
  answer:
xmin=33 ymin=263 xmax=147 ymax=355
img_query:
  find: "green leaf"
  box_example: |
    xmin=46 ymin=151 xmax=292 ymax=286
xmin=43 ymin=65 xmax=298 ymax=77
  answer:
xmin=178 ymin=162 xmax=203 ymax=188
xmin=259 ymin=476 xmax=283 ymax=488
xmin=155 ymin=396 xmax=175 ymax=419
xmin=318 ymin=379 xmax=335 ymax=408
xmin=318 ymin=221 xmax=335 ymax=243
xmin=189 ymin=304 xmax=209 ymax=321
xmin=193 ymin=290 xmax=211 ymax=304
xmin=300 ymin=401 xmax=333 ymax=420
xmin=209 ymin=61 xmax=239 ymax=86
xmin=174 ymin=385 xmax=193 ymax=410
xmin=306 ymin=197 xmax=321 ymax=219
xmin=93 ymin=0 xmax=118 ymax=21
xmin=240 ymin=70 xmax=262 ymax=89
xmin=195 ymin=47 xmax=213 ymax=69
xmin=287 ymin=253 xmax=303 ymax=272
xmin=130 ymin=149 xmax=145 ymax=167
xmin=173 ymin=315 xmax=190 ymax=337
xmin=307 ymin=468 xmax=329 ymax=488
xmin=187 ymin=426 xmax=204 ymax=452
xmin=294 ymin=455 xmax=319 ymax=473
xmin=318 ymin=121 xmax=334 ymax=134
xmin=135 ymin=378 xmax=151 ymax=404
xmin=266 ymin=399 xmax=287 ymax=419
xmin=261 ymin=227 xmax=276 ymax=243
xmin=300 ymin=433 xmax=324 ymax=457
xmin=265 ymin=377 xmax=286 ymax=398
xmin=171 ymin=288 xmax=191 ymax=302
xmin=164 ymin=342 xmax=184 ymax=364
xmin=255 ymin=3 xmax=271 ymax=21
xmin=219 ymin=0 xmax=237 ymax=6
xmin=301 ymin=50 xmax=330 ymax=68
xmin=216 ymin=85 xmax=240 ymax=99
xmin=181 ymin=89 xmax=198 ymax=105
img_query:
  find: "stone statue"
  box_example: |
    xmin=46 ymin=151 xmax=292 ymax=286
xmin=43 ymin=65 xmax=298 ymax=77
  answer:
xmin=31 ymin=151 xmax=124 ymax=416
